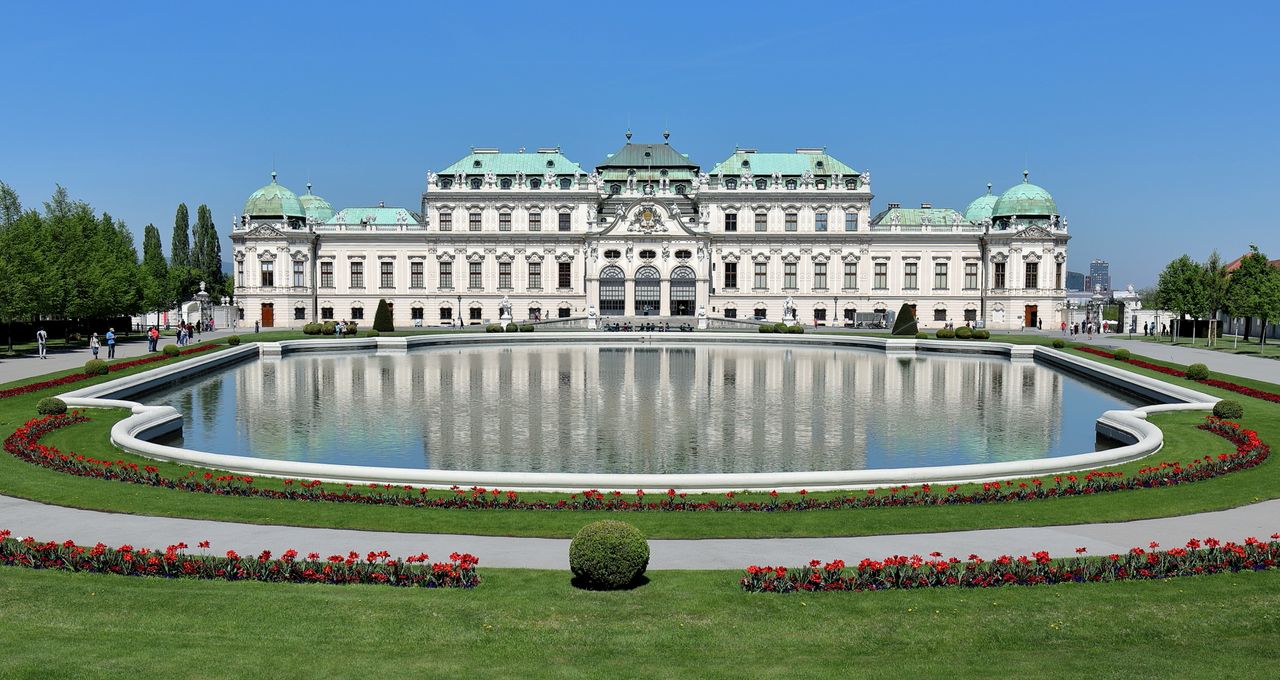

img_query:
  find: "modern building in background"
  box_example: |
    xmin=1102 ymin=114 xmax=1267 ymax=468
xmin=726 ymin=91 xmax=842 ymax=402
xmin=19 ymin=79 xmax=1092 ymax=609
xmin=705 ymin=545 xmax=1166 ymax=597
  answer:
xmin=230 ymin=135 xmax=1070 ymax=330
xmin=1089 ymin=259 xmax=1111 ymax=291
xmin=1065 ymin=270 xmax=1085 ymax=291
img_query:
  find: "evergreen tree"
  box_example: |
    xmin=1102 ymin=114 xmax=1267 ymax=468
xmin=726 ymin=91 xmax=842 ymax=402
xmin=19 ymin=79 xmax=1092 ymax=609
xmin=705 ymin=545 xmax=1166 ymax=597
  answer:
xmin=194 ymin=204 xmax=222 ymax=285
xmin=141 ymin=223 xmax=170 ymax=315
xmin=171 ymin=203 xmax=191 ymax=269
xmin=373 ymin=299 xmax=394 ymax=332
xmin=890 ymin=302 xmax=917 ymax=336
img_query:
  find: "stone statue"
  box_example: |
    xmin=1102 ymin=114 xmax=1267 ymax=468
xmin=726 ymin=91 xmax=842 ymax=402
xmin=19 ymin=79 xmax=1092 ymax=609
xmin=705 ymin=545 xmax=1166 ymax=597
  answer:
xmin=588 ymin=171 xmax=601 ymax=188
xmin=801 ymin=170 xmax=814 ymax=186
xmin=544 ymin=170 xmax=556 ymax=188
xmin=484 ymin=171 xmax=496 ymax=187
xmin=587 ymin=304 xmax=597 ymax=319
xmin=499 ymin=295 xmax=512 ymax=321
xmin=741 ymin=170 xmax=753 ymax=185
xmin=783 ymin=295 xmax=796 ymax=322
xmin=199 ymin=281 xmax=206 ymax=293
xmin=1062 ymin=217 xmax=1069 ymax=230
xmin=889 ymin=212 xmax=900 ymax=226
xmin=861 ymin=169 xmax=871 ymax=187
xmin=696 ymin=304 xmax=709 ymax=330
xmin=697 ymin=172 xmax=709 ymax=188
xmin=1049 ymin=215 xmax=1059 ymax=229
xmin=427 ymin=171 xmax=438 ymax=187
xmin=772 ymin=172 xmax=782 ymax=187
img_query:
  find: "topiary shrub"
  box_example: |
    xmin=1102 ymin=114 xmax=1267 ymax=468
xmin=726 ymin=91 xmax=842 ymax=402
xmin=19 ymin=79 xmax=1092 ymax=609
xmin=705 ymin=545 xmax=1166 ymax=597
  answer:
xmin=302 ymin=323 xmax=320 ymax=335
xmin=774 ymin=322 xmax=789 ymax=333
xmin=346 ymin=321 xmax=359 ymax=335
xmin=505 ymin=322 xmax=518 ymax=333
xmin=365 ymin=329 xmax=380 ymax=338
xmin=373 ymin=299 xmax=394 ymax=332
xmin=227 ymin=335 xmax=241 ymax=346
xmin=916 ymin=332 xmax=928 ymax=339
xmin=519 ymin=324 xmax=534 ymax=332
xmin=1212 ymin=400 xmax=1244 ymax=419
xmin=36 ymin=397 xmax=67 ymax=415
xmin=973 ymin=329 xmax=990 ymax=339
xmin=162 ymin=344 xmax=180 ymax=357
xmin=486 ymin=324 xmax=503 ymax=333
xmin=321 ymin=321 xmax=336 ymax=336
xmin=890 ymin=303 xmax=918 ymax=336
xmin=786 ymin=324 xmax=804 ymax=334
xmin=759 ymin=324 xmax=775 ymax=333
xmin=1052 ymin=338 xmax=1066 ymax=349
xmin=935 ymin=328 xmax=954 ymax=339
xmin=569 ymin=520 xmax=650 ymax=590
xmin=83 ymin=359 xmax=109 ymax=376
xmin=955 ymin=326 xmax=973 ymax=340
xmin=1112 ymin=348 xmax=1131 ymax=361
xmin=1185 ymin=363 xmax=1210 ymax=381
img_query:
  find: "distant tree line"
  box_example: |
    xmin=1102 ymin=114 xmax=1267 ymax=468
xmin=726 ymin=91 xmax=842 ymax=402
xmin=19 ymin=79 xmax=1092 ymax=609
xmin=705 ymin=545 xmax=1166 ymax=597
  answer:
xmin=1154 ymin=247 xmax=1280 ymax=344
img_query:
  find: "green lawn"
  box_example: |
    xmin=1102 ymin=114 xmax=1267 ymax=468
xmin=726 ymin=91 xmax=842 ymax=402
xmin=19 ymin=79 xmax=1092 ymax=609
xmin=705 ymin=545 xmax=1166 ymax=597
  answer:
xmin=0 ymin=566 xmax=1275 ymax=678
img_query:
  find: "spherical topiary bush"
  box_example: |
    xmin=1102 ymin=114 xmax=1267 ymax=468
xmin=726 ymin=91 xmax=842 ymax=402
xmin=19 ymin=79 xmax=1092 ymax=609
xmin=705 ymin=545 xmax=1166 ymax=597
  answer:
xmin=935 ymin=328 xmax=954 ymax=339
xmin=1186 ymin=363 xmax=1210 ymax=381
xmin=774 ymin=322 xmax=789 ymax=333
xmin=83 ymin=359 xmax=109 ymax=376
xmin=321 ymin=321 xmax=337 ymax=336
xmin=787 ymin=324 xmax=804 ymax=334
xmin=36 ymin=397 xmax=67 ymax=416
xmin=955 ymin=326 xmax=973 ymax=340
xmin=1052 ymin=338 xmax=1066 ymax=349
xmin=569 ymin=520 xmax=650 ymax=590
xmin=486 ymin=324 xmax=503 ymax=333
xmin=916 ymin=332 xmax=928 ymax=339
xmin=227 ymin=335 xmax=241 ymax=346
xmin=1112 ymin=348 xmax=1131 ymax=361
xmin=519 ymin=324 xmax=535 ymax=332
xmin=162 ymin=344 xmax=180 ymax=357
xmin=1212 ymin=400 xmax=1245 ymax=420
xmin=505 ymin=322 xmax=518 ymax=333
xmin=974 ymin=329 xmax=990 ymax=340
xmin=365 ymin=329 xmax=380 ymax=338
xmin=759 ymin=324 xmax=775 ymax=333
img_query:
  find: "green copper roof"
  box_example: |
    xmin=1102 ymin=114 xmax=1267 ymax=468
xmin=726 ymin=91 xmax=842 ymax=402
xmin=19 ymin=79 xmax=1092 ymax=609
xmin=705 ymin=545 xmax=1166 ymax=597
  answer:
xmin=708 ymin=151 xmax=858 ymax=177
xmin=297 ymin=183 xmax=336 ymax=223
xmin=599 ymin=169 xmax=698 ymax=182
xmin=327 ymin=206 xmax=421 ymax=226
xmin=596 ymin=142 xmax=699 ymax=169
xmin=992 ymin=172 xmax=1057 ymax=217
xmin=438 ymin=151 xmax=585 ymax=176
xmin=962 ymin=185 xmax=999 ymax=222
xmin=243 ymin=172 xmax=305 ymax=218
xmin=870 ymin=206 xmax=968 ymax=226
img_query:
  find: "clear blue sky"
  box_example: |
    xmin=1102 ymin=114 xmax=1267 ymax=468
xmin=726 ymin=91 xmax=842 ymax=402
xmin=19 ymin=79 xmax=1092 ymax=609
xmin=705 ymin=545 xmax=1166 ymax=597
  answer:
xmin=3 ymin=0 xmax=1277 ymax=287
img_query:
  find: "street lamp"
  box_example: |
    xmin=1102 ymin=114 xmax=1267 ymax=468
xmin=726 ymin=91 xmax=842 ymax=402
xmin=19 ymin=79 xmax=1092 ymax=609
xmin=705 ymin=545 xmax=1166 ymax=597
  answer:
xmin=457 ymin=294 xmax=462 ymax=328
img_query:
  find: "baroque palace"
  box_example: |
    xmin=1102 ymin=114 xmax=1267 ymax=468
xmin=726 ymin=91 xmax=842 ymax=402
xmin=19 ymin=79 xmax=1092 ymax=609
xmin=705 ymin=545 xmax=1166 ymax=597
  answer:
xmin=230 ymin=133 xmax=1069 ymax=330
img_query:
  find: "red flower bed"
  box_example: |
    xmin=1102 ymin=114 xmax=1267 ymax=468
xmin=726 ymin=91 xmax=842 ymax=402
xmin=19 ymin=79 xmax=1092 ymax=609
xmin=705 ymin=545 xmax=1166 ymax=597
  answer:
xmin=1076 ymin=346 xmax=1280 ymax=403
xmin=4 ymin=413 xmax=1267 ymax=513
xmin=0 ymin=343 xmax=221 ymax=400
xmin=741 ymin=535 xmax=1280 ymax=592
xmin=0 ymin=529 xmax=479 ymax=588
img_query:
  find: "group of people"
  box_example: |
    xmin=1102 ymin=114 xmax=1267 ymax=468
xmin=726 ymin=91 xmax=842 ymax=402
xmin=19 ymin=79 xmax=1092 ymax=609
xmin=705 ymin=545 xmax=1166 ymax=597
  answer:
xmin=35 ymin=327 xmax=117 ymax=360
xmin=173 ymin=322 xmax=201 ymax=346
xmin=1141 ymin=322 xmax=1168 ymax=337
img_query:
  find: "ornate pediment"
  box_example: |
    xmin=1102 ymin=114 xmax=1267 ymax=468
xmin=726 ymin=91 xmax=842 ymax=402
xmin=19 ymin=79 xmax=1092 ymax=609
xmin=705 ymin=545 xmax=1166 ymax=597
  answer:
xmin=1015 ymin=225 xmax=1053 ymax=240
xmin=242 ymin=224 xmax=287 ymax=239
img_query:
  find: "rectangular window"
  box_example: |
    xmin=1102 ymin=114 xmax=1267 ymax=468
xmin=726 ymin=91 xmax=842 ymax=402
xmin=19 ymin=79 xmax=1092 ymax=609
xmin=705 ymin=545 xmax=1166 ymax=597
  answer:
xmin=350 ymin=261 xmax=364 ymax=289
xmin=904 ymin=262 xmax=918 ymax=289
xmin=411 ymin=307 xmax=424 ymax=320
xmin=815 ymin=212 xmax=827 ymax=232
xmin=845 ymin=212 xmax=857 ymax=231
xmin=934 ymin=309 xmax=947 ymax=322
xmin=755 ymin=212 xmax=767 ymax=232
xmin=783 ymin=262 xmax=797 ymax=289
xmin=964 ymin=309 xmax=977 ymax=322
xmin=964 ymin=262 xmax=978 ymax=289
xmin=1056 ymin=262 xmax=1063 ymax=289
xmin=844 ymin=262 xmax=857 ymax=289
xmin=259 ymin=261 xmax=274 ymax=287
xmin=528 ymin=261 xmax=541 ymax=289
xmin=439 ymin=261 xmax=453 ymax=289
xmin=724 ymin=213 xmax=737 ymax=232
xmin=934 ymin=262 xmax=948 ymax=290
xmin=874 ymin=262 xmax=888 ymax=289
xmin=814 ymin=262 xmax=827 ymax=289
xmin=351 ymin=307 xmax=364 ymax=320
xmin=439 ymin=307 xmax=452 ymax=320
xmin=1025 ymin=262 xmax=1039 ymax=289
xmin=754 ymin=262 xmax=767 ymax=289
xmin=499 ymin=212 xmax=511 ymax=231
xmin=814 ymin=308 xmax=827 ymax=321
xmin=528 ymin=307 xmax=541 ymax=321
xmin=723 ymin=262 xmax=738 ymax=289
xmin=724 ymin=308 xmax=737 ymax=319
xmin=293 ymin=307 xmax=306 ymax=320
xmin=380 ymin=261 xmax=394 ymax=288
xmin=529 ymin=212 xmax=541 ymax=231
xmin=292 ymin=260 xmax=304 ymax=287
xmin=469 ymin=261 xmax=482 ymax=289
xmin=558 ymin=261 xmax=572 ymax=288
xmin=321 ymin=307 xmax=333 ymax=320
xmin=236 ymin=262 xmax=244 ymax=287
xmin=438 ymin=211 xmax=452 ymax=231
xmin=558 ymin=213 xmax=571 ymax=232
xmin=558 ymin=307 xmax=570 ymax=319
xmin=498 ymin=261 xmax=512 ymax=289
xmin=410 ymin=261 xmax=423 ymax=288
xmin=469 ymin=211 xmax=481 ymax=231
xmin=319 ymin=262 xmax=333 ymax=288
xmin=470 ymin=307 xmax=482 ymax=321
xmin=785 ymin=212 xmax=797 ymax=232
xmin=994 ymin=262 xmax=1006 ymax=289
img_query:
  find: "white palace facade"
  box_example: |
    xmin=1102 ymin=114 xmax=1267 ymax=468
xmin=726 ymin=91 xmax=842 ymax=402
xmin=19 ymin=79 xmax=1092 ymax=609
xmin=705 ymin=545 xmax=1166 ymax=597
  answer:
xmin=230 ymin=134 xmax=1070 ymax=330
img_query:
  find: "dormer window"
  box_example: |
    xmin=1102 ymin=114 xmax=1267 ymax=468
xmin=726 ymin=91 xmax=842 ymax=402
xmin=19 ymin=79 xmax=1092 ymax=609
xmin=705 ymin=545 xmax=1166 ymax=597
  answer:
xmin=675 ymin=184 xmax=686 ymax=195
xmin=741 ymin=160 xmax=750 ymax=168
xmin=440 ymin=178 xmax=453 ymax=189
xmin=545 ymin=159 xmax=554 ymax=168
xmin=559 ymin=177 xmax=572 ymax=190
xmin=499 ymin=177 xmax=512 ymax=189
xmin=644 ymin=151 xmax=651 ymax=158
xmin=846 ymin=179 xmax=858 ymax=189
xmin=529 ymin=178 xmax=542 ymax=190
xmin=469 ymin=177 xmax=483 ymax=189
xmin=472 ymin=160 xmax=482 ymax=168
xmin=627 ymin=169 xmax=636 ymax=177
xmin=755 ymin=178 xmax=767 ymax=190
xmin=816 ymin=179 xmax=827 ymax=190
xmin=815 ymin=161 xmax=824 ymax=169
xmin=785 ymin=179 xmax=798 ymax=190
xmin=610 ymin=183 xmax=621 ymax=194
xmin=725 ymin=179 xmax=738 ymax=190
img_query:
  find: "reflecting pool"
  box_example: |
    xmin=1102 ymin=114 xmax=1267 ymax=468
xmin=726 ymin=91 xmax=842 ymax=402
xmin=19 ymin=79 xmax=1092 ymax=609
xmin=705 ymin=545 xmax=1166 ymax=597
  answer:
xmin=143 ymin=343 xmax=1146 ymax=474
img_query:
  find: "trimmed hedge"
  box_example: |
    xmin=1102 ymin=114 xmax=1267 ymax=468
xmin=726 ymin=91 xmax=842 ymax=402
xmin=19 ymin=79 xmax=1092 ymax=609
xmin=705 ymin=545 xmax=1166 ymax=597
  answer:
xmin=302 ymin=323 xmax=322 ymax=335
xmin=890 ymin=303 xmax=918 ymax=336
xmin=936 ymin=328 xmax=955 ymax=339
xmin=321 ymin=321 xmax=336 ymax=336
xmin=519 ymin=324 xmax=534 ymax=332
xmin=36 ymin=398 xmax=67 ymax=415
xmin=1052 ymin=338 xmax=1066 ymax=349
xmin=786 ymin=324 xmax=804 ymax=334
xmin=916 ymin=332 xmax=928 ymax=339
xmin=955 ymin=326 xmax=973 ymax=340
xmin=366 ymin=329 xmax=380 ymax=338
xmin=568 ymin=520 xmax=650 ymax=590
xmin=227 ymin=335 xmax=241 ymax=346
xmin=83 ymin=359 xmax=109 ymax=376
xmin=161 ymin=344 xmax=180 ymax=357
xmin=1186 ymin=363 xmax=1210 ymax=381
xmin=505 ymin=322 xmax=518 ymax=333
xmin=1213 ymin=400 xmax=1244 ymax=419
xmin=759 ymin=325 xmax=775 ymax=333
xmin=973 ymin=329 xmax=990 ymax=340
xmin=373 ymin=299 xmax=394 ymax=332
xmin=486 ymin=324 xmax=503 ymax=333
xmin=1113 ymin=348 xmax=1131 ymax=360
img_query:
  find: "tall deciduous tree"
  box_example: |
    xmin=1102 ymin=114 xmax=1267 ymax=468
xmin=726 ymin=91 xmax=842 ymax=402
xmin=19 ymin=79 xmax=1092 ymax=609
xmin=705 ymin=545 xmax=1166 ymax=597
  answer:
xmin=0 ymin=210 xmax=48 ymax=351
xmin=1202 ymin=251 xmax=1230 ymax=344
xmin=1227 ymin=245 xmax=1280 ymax=348
xmin=171 ymin=203 xmax=191 ymax=269
xmin=0 ymin=181 xmax=21 ymax=229
xmin=1155 ymin=255 xmax=1208 ymax=341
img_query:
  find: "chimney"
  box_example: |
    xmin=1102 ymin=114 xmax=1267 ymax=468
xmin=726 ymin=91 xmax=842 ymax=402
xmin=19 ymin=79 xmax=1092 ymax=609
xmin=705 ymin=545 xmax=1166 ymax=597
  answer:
xmin=888 ymin=202 xmax=901 ymax=209
xmin=379 ymin=201 xmax=385 ymax=208
xmin=920 ymin=202 xmax=932 ymax=209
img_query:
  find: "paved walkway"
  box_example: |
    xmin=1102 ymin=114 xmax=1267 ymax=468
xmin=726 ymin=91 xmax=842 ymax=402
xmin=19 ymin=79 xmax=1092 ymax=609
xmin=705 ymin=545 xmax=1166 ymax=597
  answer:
xmin=1 ymin=494 xmax=1275 ymax=569
xmin=0 ymin=328 xmax=241 ymax=385
xmin=1090 ymin=336 xmax=1280 ymax=384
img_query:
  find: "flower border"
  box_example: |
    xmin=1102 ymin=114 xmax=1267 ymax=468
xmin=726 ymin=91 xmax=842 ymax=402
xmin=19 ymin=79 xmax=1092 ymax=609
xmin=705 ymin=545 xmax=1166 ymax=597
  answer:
xmin=1077 ymin=346 xmax=1280 ymax=403
xmin=0 ymin=344 xmax=220 ymax=400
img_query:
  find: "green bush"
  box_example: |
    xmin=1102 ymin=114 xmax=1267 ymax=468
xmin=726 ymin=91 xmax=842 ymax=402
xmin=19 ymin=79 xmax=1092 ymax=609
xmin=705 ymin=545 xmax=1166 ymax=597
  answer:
xmin=67 ymin=333 xmax=82 ymax=343
xmin=1052 ymin=338 xmax=1066 ymax=349
xmin=162 ymin=344 xmax=180 ymax=357
xmin=486 ymin=324 xmax=503 ymax=333
xmin=955 ymin=326 xmax=973 ymax=340
xmin=227 ymin=335 xmax=241 ymax=346
xmin=1185 ymin=363 xmax=1210 ymax=381
xmin=1112 ymin=348 xmax=1131 ymax=361
xmin=1212 ymin=400 xmax=1244 ymax=419
xmin=786 ymin=324 xmax=804 ymax=334
xmin=916 ymin=332 xmax=928 ymax=339
xmin=365 ymin=329 xmax=380 ymax=338
xmin=973 ymin=329 xmax=990 ymax=339
xmin=505 ymin=322 xmax=518 ymax=333
xmin=302 ymin=323 xmax=321 ymax=335
xmin=83 ymin=359 xmax=109 ymax=376
xmin=569 ymin=520 xmax=650 ymax=590
xmin=519 ymin=324 xmax=534 ymax=332
xmin=759 ymin=324 xmax=775 ymax=333
xmin=935 ymin=328 xmax=954 ymax=339
xmin=321 ymin=321 xmax=336 ymax=336
xmin=890 ymin=303 xmax=918 ymax=336
xmin=373 ymin=299 xmax=394 ymax=332
xmin=774 ymin=322 xmax=789 ymax=333
xmin=36 ymin=397 xmax=67 ymax=415
xmin=346 ymin=321 xmax=359 ymax=335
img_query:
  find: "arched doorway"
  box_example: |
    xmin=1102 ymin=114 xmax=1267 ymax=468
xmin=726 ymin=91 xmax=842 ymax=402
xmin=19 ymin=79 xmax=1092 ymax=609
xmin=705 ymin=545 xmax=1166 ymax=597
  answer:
xmin=635 ymin=265 xmax=660 ymax=316
xmin=669 ymin=265 xmax=696 ymax=316
xmin=599 ymin=265 xmax=625 ymax=316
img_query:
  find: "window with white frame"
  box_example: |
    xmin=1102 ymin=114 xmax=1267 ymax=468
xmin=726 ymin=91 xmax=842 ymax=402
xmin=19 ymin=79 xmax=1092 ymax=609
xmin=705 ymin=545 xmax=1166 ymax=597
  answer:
xmin=934 ymin=262 xmax=948 ymax=290
xmin=843 ymin=262 xmax=857 ymax=289
xmin=904 ymin=262 xmax=918 ymax=289
xmin=528 ymin=261 xmax=541 ymax=289
xmin=845 ymin=212 xmax=857 ymax=231
xmin=964 ymin=262 xmax=978 ymax=289
xmin=349 ymin=261 xmax=363 ymax=288
xmin=783 ymin=262 xmax=797 ymax=289
xmin=469 ymin=261 xmax=482 ymax=289
xmin=529 ymin=211 xmax=541 ymax=231
xmin=754 ymin=262 xmax=767 ymax=289
xmin=815 ymin=212 xmax=827 ymax=232
xmin=292 ymin=260 xmax=304 ymax=287
xmin=814 ymin=262 xmax=827 ymax=289
xmin=410 ymin=261 xmax=423 ymax=288
xmin=439 ymin=261 xmax=452 ymax=288
xmin=380 ymin=260 xmax=394 ymax=289
xmin=469 ymin=211 xmax=481 ymax=231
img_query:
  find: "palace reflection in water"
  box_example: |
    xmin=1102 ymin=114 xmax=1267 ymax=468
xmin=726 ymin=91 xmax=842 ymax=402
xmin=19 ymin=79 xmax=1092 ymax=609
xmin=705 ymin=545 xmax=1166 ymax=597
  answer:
xmin=146 ymin=344 xmax=1142 ymax=474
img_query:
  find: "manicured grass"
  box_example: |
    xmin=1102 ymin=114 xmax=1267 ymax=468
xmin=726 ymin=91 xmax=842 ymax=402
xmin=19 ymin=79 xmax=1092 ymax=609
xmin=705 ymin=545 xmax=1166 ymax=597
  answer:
xmin=0 ymin=565 xmax=1275 ymax=678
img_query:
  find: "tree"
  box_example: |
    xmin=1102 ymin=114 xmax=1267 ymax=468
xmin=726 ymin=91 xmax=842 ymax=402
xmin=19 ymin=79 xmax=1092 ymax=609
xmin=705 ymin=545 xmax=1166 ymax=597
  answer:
xmin=890 ymin=302 xmax=917 ymax=336
xmin=193 ymin=204 xmax=222 ymax=286
xmin=141 ymin=223 xmax=170 ymax=319
xmin=171 ymin=203 xmax=191 ymax=269
xmin=0 ymin=181 xmax=21 ymax=229
xmin=1155 ymin=255 xmax=1208 ymax=341
xmin=1202 ymin=250 xmax=1230 ymax=345
xmin=1226 ymin=245 xmax=1280 ymax=351
xmin=0 ymin=209 xmax=48 ymax=351
xmin=373 ymin=299 xmax=394 ymax=332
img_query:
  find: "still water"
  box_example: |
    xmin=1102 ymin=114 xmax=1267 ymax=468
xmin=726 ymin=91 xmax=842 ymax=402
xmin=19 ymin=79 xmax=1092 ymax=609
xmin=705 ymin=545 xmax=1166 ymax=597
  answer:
xmin=143 ymin=344 xmax=1145 ymax=474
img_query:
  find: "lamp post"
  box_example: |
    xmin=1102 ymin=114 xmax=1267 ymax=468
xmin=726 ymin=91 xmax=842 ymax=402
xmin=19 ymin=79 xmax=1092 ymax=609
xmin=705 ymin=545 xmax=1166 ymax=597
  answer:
xmin=456 ymin=294 xmax=462 ymax=328
xmin=833 ymin=295 xmax=838 ymax=330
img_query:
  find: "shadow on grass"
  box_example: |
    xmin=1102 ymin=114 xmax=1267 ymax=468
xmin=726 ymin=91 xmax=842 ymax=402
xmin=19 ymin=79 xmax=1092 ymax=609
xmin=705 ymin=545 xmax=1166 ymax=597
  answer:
xmin=570 ymin=573 xmax=652 ymax=592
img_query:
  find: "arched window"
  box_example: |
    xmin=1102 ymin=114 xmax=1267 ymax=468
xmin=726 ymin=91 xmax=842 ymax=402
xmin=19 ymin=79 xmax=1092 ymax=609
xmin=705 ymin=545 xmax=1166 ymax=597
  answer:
xmin=472 ymin=160 xmax=482 ymax=168
xmin=725 ymin=179 xmax=738 ymax=190
xmin=675 ymin=184 xmax=686 ymax=195
xmin=529 ymin=178 xmax=542 ymax=190
xmin=659 ymin=169 xmax=669 ymax=177
xmin=499 ymin=177 xmax=512 ymax=189
xmin=599 ymin=265 xmax=625 ymax=316
xmin=469 ymin=177 xmax=482 ymax=189
xmin=610 ymin=183 xmax=621 ymax=195
xmin=635 ymin=265 xmax=661 ymax=315
xmin=785 ymin=179 xmax=798 ymax=190
xmin=755 ymin=178 xmax=767 ymax=190
xmin=559 ymin=177 xmax=572 ymax=190
xmin=546 ymin=159 xmax=555 ymax=168
xmin=669 ymin=265 xmax=696 ymax=316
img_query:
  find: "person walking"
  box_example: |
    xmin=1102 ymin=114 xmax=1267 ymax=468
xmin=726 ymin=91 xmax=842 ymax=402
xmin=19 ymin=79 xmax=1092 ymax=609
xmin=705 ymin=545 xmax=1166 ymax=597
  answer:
xmin=35 ymin=327 xmax=48 ymax=359
xmin=254 ymin=320 xmax=260 ymax=334
xmin=105 ymin=328 xmax=116 ymax=359
xmin=149 ymin=326 xmax=160 ymax=352
xmin=89 ymin=332 xmax=100 ymax=359
xmin=1060 ymin=321 xmax=1067 ymax=335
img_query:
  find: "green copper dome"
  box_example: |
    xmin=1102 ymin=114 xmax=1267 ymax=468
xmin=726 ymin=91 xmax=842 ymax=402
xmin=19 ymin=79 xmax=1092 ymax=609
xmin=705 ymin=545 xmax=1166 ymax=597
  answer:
xmin=243 ymin=172 xmax=305 ymax=218
xmin=297 ymin=182 xmax=336 ymax=223
xmin=992 ymin=171 xmax=1057 ymax=218
xmin=962 ymin=183 xmax=999 ymax=222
